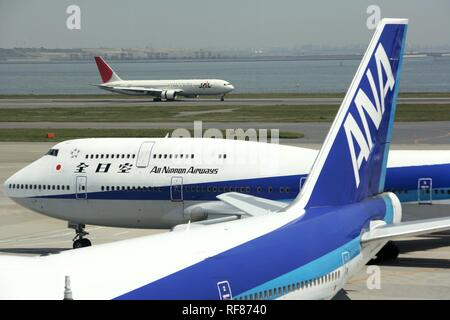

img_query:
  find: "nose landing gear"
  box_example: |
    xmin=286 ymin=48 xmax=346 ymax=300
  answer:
xmin=69 ymin=222 xmax=92 ymax=249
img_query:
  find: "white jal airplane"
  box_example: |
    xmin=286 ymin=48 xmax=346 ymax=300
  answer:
xmin=93 ymin=56 xmax=235 ymax=101
xmin=1 ymin=18 xmax=450 ymax=300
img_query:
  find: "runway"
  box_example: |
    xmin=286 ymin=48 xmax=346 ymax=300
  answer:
xmin=1 ymin=121 xmax=450 ymax=146
xmin=0 ymin=142 xmax=449 ymax=299
xmin=1 ymin=96 xmax=450 ymax=108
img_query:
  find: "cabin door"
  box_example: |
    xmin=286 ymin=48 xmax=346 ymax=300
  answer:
xmin=171 ymin=176 xmax=183 ymax=202
xmin=418 ymin=178 xmax=432 ymax=205
xmin=76 ymin=176 xmax=87 ymax=200
xmin=136 ymin=142 xmax=155 ymax=168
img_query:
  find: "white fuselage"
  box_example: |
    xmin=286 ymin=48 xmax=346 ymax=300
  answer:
xmin=100 ymin=79 xmax=234 ymax=97
xmin=4 ymin=138 xmax=450 ymax=229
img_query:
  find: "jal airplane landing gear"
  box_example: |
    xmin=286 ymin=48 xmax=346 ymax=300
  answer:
xmin=69 ymin=222 xmax=92 ymax=249
xmin=220 ymin=94 xmax=225 ymax=101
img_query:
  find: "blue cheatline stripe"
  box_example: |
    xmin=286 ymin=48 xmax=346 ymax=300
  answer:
xmin=378 ymin=24 xmax=408 ymax=192
xmin=114 ymin=197 xmax=389 ymax=300
xmin=233 ymin=194 xmax=395 ymax=300
xmin=28 ymin=164 xmax=450 ymax=202
xmin=234 ymin=236 xmax=361 ymax=300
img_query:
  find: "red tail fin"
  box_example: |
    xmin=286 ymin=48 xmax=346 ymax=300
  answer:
xmin=95 ymin=56 xmax=121 ymax=83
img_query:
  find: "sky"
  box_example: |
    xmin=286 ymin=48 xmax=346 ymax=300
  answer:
xmin=1 ymin=0 xmax=449 ymax=49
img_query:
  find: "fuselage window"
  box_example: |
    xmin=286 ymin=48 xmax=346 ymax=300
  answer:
xmin=101 ymin=186 xmax=105 ymax=191
xmin=191 ymin=154 xmax=194 ymax=159
xmin=223 ymin=154 xmax=227 ymax=159
xmin=153 ymin=154 xmax=157 ymax=158
xmin=122 ymin=154 xmax=125 ymax=159
xmin=67 ymin=185 xmax=70 ymax=190
xmin=280 ymin=187 xmax=285 ymax=193
xmin=268 ymin=187 xmax=273 ymax=192
xmin=169 ymin=154 xmax=172 ymax=159
xmin=158 ymin=154 xmax=162 ymax=159
xmin=164 ymin=154 xmax=167 ymax=159
xmin=174 ymin=154 xmax=178 ymax=159
xmin=106 ymin=186 xmax=110 ymax=191
xmin=219 ymin=154 xmax=222 ymax=159
xmin=127 ymin=154 xmax=130 ymax=159
xmin=286 ymin=187 xmax=290 ymax=193
xmin=25 ymin=185 xmax=28 ymax=189
xmin=180 ymin=154 xmax=184 ymax=159
xmin=105 ymin=154 xmax=109 ymax=159
xmin=90 ymin=155 xmax=94 ymax=159
xmin=61 ymin=186 xmax=65 ymax=190
xmin=57 ymin=185 xmax=60 ymax=190
xmin=85 ymin=155 xmax=88 ymax=159
xmin=257 ymin=187 xmax=262 ymax=192
xmin=101 ymin=154 xmax=104 ymax=159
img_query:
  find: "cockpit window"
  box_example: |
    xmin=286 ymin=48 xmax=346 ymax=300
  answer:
xmin=46 ymin=149 xmax=59 ymax=157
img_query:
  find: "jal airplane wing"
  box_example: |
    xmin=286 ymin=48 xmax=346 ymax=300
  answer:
xmin=95 ymin=85 xmax=183 ymax=96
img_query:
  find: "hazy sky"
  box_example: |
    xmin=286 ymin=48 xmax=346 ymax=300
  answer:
xmin=1 ymin=0 xmax=449 ymax=49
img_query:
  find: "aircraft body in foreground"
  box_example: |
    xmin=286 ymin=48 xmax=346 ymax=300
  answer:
xmin=1 ymin=18 xmax=450 ymax=300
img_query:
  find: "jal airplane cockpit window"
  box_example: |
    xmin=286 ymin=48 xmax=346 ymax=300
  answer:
xmin=46 ymin=149 xmax=59 ymax=157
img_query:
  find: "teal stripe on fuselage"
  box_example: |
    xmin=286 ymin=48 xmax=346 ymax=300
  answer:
xmin=234 ymin=194 xmax=394 ymax=300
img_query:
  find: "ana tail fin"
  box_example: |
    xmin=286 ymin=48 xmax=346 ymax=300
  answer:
xmin=289 ymin=18 xmax=408 ymax=210
xmin=94 ymin=56 xmax=122 ymax=83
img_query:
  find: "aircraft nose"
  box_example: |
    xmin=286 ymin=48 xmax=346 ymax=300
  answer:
xmin=228 ymin=84 xmax=235 ymax=91
xmin=3 ymin=175 xmax=13 ymax=197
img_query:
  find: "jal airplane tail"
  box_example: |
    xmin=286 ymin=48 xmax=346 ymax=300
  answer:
xmin=290 ymin=19 xmax=408 ymax=210
xmin=94 ymin=56 xmax=122 ymax=83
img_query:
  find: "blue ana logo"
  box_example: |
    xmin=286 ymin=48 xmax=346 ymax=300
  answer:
xmin=344 ymin=43 xmax=395 ymax=187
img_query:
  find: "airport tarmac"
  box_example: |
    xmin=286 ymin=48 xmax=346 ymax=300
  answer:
xmin=1 ymin=96 xmax=450 ymax=108
xmin=1 ymin=121 xmax=450 ymax=146
xmin=0 ymin=141 xmax=449 ymax=299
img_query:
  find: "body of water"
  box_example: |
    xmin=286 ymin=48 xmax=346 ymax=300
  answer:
xmin=0 ymin=57 xmax=449 ymax=94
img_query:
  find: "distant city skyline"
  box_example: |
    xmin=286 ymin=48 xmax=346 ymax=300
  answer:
xmin=1 ymin=0 xmax=449 ymax=50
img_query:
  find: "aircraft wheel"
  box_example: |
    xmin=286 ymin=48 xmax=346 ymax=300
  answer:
xmin=73 ymin=239 xmax=84 ymax=249
xmin=220 ymin=96 xmax=225 ymax=101
xmin=81 ymin=238 xmax=92 ymax=247
xmin=73 ymin=238 xmax=92 ymax=249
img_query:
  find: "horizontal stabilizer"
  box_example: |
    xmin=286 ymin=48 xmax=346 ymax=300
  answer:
xmin=361 ymin=217 xmax=450 ymax=243
xmin=172 ymin=216 xmax=240 ymax=232
xmin=217 ymin=192 xmax=287 ymax=217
